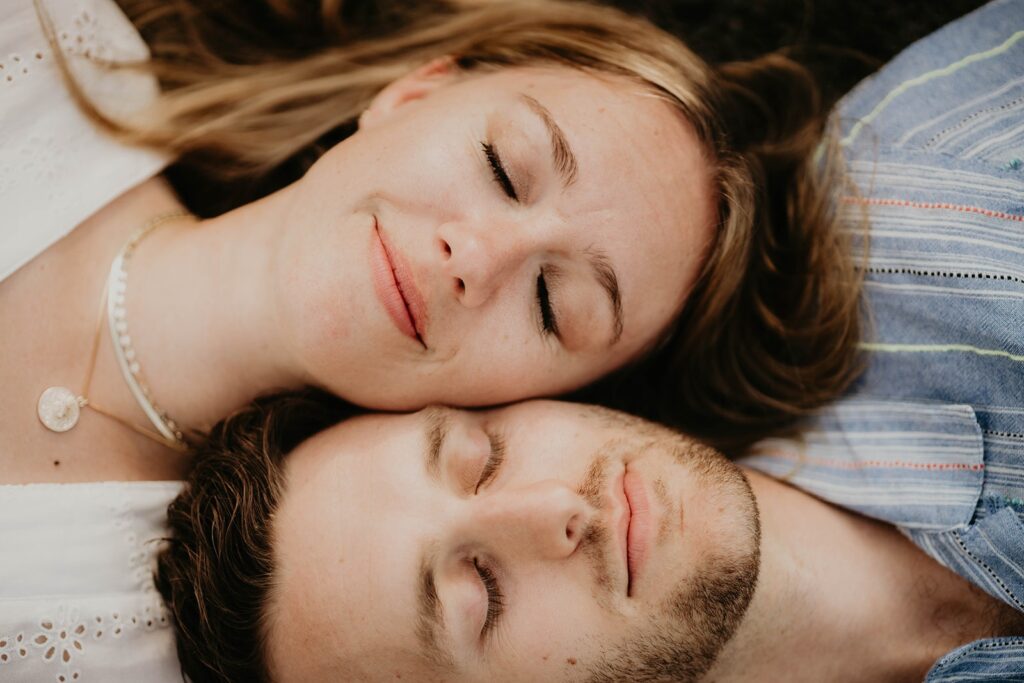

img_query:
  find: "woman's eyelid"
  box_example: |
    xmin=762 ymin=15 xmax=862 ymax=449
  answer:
xmin=482 ymin=141 xmax=519 ymax=202
xmin=481 ymin=118 xmax=540 ymax=204
xmin=536 ymin=265 xmax=563 ymax=341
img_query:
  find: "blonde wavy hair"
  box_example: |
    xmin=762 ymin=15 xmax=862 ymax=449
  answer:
xmin=42 ymin=0 xmax=862 ymax=455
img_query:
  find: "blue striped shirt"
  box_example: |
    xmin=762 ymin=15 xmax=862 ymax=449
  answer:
xmin=743 ymin=1 xmax=1024 ymax=678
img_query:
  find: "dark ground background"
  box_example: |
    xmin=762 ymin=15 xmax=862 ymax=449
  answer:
xmin=607 ymin=0 xmax=988 ymax=106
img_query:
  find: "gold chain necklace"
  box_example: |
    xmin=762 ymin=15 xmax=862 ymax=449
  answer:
xmin=36 ymin=211 xmax=196 ymax=451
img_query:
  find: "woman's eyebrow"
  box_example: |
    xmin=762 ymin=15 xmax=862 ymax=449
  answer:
xmin=519 ymin=93 xmax=579 ymax=187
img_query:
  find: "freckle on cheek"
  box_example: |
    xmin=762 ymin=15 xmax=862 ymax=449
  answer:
xmin=567 ymin=657 xmax=577 ymax=666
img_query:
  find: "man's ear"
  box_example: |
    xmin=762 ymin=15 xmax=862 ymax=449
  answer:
xmin=359 ymin=56 xmax=459 ymax=129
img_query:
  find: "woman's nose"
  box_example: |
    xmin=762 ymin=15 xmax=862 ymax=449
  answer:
xmin=438 ymin=219 xmax=533 ymax=308
xmin=468 ymin=480 xmax=591 ymax=560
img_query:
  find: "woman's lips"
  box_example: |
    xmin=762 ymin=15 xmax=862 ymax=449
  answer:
xmin=623 ymin=467 xmax=651 ymax=596
xmin=370 ymin=220 xmax=428 ymax=347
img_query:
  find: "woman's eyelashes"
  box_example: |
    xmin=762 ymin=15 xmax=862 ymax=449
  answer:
xmin=536 ymin=267 xmax=561 ymax=338
xmin=482 ymin=141 xmax=519 ymax=202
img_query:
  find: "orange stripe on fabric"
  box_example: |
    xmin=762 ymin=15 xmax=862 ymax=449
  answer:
xmin=842 ymin=196 xmax=1024 ymax=222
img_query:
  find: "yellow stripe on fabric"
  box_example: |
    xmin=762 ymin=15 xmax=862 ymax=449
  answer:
xmin=841 ymin=30 xmax=1024 ymax=147
xmin=860 ymin=342 xmax=1024 ymax=363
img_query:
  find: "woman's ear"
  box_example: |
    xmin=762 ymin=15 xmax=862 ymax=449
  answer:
xmin=360 ymin=56 xmax=459 ymax=129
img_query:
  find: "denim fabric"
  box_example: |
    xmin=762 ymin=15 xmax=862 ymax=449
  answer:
xmin=745 ymin=1 xmax=1024 ymax=679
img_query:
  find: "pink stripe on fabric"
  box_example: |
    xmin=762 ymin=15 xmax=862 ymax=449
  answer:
xmin=842 ymin=196 xmax=1024 ymax=222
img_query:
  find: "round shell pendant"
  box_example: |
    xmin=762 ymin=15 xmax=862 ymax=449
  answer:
xmin=37 ymin=386 xmax=82 ymax=433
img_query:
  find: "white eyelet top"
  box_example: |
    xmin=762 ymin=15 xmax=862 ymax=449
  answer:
xmin=0 ymin=0 xmax=169 ymax=283
xmin=2 ymin=1 xmax=182 ymax=680
xmin=0 ymin=481 xmax=185 ymax=682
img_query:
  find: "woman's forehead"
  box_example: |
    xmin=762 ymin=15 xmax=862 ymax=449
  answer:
xmin=461 ymin=66 xmax=684 ymax=134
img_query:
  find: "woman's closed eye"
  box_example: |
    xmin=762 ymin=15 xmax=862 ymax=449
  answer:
xmin=482 ymin=142 xmax=519 ymax=202
xmin=536 ymin=267 xmax=560 ymax=339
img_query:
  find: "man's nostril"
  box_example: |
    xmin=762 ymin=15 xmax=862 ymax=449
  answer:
xmin=443 ymin=242 xmax=452 ymax=256
xmin=456 ymin=278 xmax=465 ymax=293
xmin=566 ymin=514 xmax=581 ymax=542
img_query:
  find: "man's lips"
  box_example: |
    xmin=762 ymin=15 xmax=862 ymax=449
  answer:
xmin=623 ymin=465 xmax=651 ymax=596
xmin=370 ymin=220 xmax=428 ymax=347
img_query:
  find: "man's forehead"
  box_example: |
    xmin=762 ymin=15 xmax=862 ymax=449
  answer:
xmin=560 ymin=402 xmax=678 ymax=443
xmin=270 ymin=519 xmax=444 ymax=682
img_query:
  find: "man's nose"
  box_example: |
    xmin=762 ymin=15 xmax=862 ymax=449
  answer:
xmin=468 ymin=480 xmax=592 ymax=559
xmin=437 ymin=218 xmax=535 ymax=308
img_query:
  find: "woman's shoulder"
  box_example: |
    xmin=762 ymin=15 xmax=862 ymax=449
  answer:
xmin=0 ymin=0 xmax=169 ymax=283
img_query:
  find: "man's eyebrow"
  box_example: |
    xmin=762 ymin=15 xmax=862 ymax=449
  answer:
xmin=520 ymin=94 xmax=579 ymax=187
xmin=422 ymin=406 xmax=451 ymax=483
xmin=585 ymin=246 xmax=624 ymax=346
xmin=416 ymin=544 xmax=456 ymax=670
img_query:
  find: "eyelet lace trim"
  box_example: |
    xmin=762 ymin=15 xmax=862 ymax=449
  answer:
xmin=1 ymin=5 xmax=126 ymax=86
xmin=0 ymin=601 xmax=171 ymax=682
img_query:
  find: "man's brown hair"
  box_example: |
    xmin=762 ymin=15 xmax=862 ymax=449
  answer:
xmin=155 ymin=390 xmax=352 ymax=683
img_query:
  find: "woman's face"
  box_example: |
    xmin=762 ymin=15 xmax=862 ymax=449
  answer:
xmin=272 ymin=64 xmax=716 ymax=409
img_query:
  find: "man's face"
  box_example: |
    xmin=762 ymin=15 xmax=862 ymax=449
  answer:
xmin=268 ymin=402 xmax=760 ymax=682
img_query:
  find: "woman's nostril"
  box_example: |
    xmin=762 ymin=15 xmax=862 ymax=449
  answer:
xmin=456 ymin=278 xmax=465 ymax=293
xmin=443 ymin=241 xmax=452 ymax=256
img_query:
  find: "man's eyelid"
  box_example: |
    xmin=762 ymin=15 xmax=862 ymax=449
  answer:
xmin=475 ymin=428 xmax=507 ymax=492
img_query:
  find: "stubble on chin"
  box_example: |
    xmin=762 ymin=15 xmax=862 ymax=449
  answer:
xmin=586 ymin=443 xmax=762 ymax=683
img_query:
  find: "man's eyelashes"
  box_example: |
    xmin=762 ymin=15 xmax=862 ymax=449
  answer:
xmin=474 ymin=556 xmax=505 ymax=638
xmin=475 ymin=431 xmax=506 ymax=493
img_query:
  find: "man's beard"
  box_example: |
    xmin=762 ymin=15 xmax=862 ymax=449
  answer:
xmin=587 ymin=449 xmax=762 ymax=683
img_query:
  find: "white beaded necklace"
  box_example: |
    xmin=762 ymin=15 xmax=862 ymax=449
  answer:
xmin=36 ymin=211 xmax=196 ymax=451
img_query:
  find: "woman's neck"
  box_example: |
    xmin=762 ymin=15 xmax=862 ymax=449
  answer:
xmin=0 ymin=176 xmax=302 ymax=483
xmin=114 ymin=181 xmax=299 ymax=434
